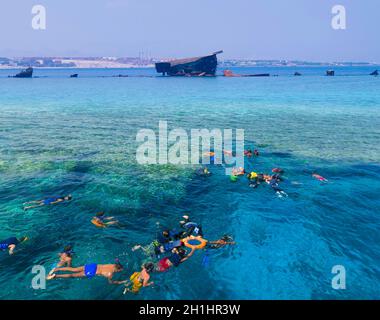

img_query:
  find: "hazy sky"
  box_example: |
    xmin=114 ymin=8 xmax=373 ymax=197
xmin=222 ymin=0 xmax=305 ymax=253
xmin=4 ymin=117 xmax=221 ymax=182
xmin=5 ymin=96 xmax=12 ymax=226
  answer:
xmin=0 ymin=0 xmax=378 ymax=61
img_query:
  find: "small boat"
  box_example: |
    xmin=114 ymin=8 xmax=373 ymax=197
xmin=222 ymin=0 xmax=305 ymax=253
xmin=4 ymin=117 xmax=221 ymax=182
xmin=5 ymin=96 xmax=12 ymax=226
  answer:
xmin=370 ymin=70 xmax=378 ymax=76
xmin=326 ymin=70 xmax=335 ymax=76
xmin=70 ymin=73 xmax=78 ymax=78
xmin=13 ymin=67 xmax=33 ymax=78
xmin=155 ymin=51 xmax=223 ymax=76
xmin=223 ymin=70 xmax=270 ymax=77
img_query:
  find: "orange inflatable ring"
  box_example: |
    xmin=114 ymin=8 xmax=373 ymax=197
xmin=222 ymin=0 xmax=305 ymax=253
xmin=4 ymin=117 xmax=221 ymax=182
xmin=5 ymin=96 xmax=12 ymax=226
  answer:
xmin=91 ymin=218 xmax=106 ymax=228
xmin=182 ymin=235 xmax=208 ymax=250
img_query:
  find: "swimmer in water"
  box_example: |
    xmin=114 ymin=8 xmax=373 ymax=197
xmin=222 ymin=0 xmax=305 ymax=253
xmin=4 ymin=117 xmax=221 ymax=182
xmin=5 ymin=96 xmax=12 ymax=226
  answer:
xmin=268 ymin=175 xmax=288 ymax=198
xmin=92 ymin=211 xmax=118 ymax=227
xmin=244 ymin=149 xmax=253 ymax=157
xmin=0 ymin=236 xmax=28 ymax=255
xmin=156 ymin=247 xmax=195 ymax=272
xmin=232 ymin=167 xmax=245 ymax=176
xmin=312 ymin=173 xmax=328 ymax=182
xmin=254 ymin=149 xmax=259 ymax=156
xmin=180 ymin=215 xmax=203 ymax=237
xmin=123 ymin=262 xmax=155 ymax=294
xmin=47 ymin=261 xmax=125 ymax=284
xmin=206 ymin=235 xmax=236 ymax=249
xmin=247 ymin=172 xmax=260 ymax=188
xmin=23 ymin=195 xmax=72 ymax=211
xmin=132 ymin=228 xmax=185 ymax=256
xmin=196 ymin=166 xmax=211 ymax=176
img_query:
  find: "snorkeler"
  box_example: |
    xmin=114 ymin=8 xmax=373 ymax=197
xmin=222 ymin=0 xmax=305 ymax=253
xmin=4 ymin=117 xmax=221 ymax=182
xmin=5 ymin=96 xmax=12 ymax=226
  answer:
xmin=253 ymin=149 xmax=259 ymax=156
xmin=132 ymin=228 xmax=185 ymax=256
xmin=247 ymin=172 xmax=266 ymax=188
xmin=123 ymin=262 xmax=155 ymax=294
xmin=206 ymin=235 xmax=236 ymax=249
xmin=312 ymin=173 xmax=328 ymax=182
xmin=23 ymin=195 xmax=72 ymax=211
xmin=268 ymin=175 xmax=288 ymax=198
xmin=244 ymin=149 xmax=253 ymax=157
xmin=132 ymin=238 xmax=184 ymax=258
xmin=231 ymin=167 xmax=245 ymax=176
xmin=196 ymin=166 xmax=212 ymax=176
xmin=247 ymin=171 xmax=259 ymax=188
xmin=156 ymin=247 xmax=195 ymax=272
xmin=179 ymin=215 xmax=203 ymax=237
xmin=47 ymin=260 xmax=125 ymax=284
xmin=0 ymin=236 xmax=28 ymax=255
xmin=91 ymin=211 xmax=118 ymax=228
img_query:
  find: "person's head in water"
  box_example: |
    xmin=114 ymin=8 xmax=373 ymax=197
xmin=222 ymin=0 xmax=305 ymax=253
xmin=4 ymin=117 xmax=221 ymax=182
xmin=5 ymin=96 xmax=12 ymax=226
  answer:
xmin=143 ymin=262 xmax=155 ymax=273
xmin=63 ymin=245 xmax=73 ymax=255
xmin=173 ymin=247 xmax=186 ymax=257
xmin=162 ymin=230 xmax=170 ymax=238
xmin=96 ymin=211 xmax=105 ymax=217
xmin=64 ymin=195 xmax=72 ymax=201
xmin=115 ymin=259 xmax=124 ymax=271
xmin=221 ymin=235 xmax=234 ymax=242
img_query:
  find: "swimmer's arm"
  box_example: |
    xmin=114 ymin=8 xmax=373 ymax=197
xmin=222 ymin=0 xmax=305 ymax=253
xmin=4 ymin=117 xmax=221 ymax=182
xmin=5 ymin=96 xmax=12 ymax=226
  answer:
xmin=181 ymin=248 xmax=195 ymax=262
xmin=8 ymin=245 xmax=16 ymax=255
xmin=143 ymin=278 xmax=154 ymax=287
xmin=107 ymin=274 xmax=128 ymax=285
xmin=104 ymin=217 xmax=114 ymax=220
xmin=109 ymin=279 xmax=129 ymax=285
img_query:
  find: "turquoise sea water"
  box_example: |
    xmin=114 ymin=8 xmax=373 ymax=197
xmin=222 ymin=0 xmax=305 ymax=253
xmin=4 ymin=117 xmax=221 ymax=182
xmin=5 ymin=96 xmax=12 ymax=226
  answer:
xmin=0 ymin=66 xmax=379 ymax=299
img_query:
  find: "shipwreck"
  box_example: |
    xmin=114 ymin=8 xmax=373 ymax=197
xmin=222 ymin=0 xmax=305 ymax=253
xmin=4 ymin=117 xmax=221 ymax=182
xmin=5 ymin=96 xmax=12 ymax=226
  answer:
xmin=155 ymin=51 xmax=223 ymax=76
xmin=13 ymin=67 xmax=33 ymax=78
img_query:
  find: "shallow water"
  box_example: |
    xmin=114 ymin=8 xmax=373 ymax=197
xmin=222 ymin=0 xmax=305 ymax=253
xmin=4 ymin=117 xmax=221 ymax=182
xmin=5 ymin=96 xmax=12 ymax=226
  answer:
xmin=0 ymin=67 xmax=379 ymax=299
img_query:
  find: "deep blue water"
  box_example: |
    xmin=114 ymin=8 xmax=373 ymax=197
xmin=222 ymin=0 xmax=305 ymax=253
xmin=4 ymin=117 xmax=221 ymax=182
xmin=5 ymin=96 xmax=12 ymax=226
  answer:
xmin=0 ymin=66 xmax=379 ymax=299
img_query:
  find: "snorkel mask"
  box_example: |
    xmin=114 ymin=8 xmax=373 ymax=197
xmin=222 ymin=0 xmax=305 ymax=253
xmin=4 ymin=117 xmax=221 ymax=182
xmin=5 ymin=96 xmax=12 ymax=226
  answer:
xmin=222 ymin=235 xmax=234 ymax=242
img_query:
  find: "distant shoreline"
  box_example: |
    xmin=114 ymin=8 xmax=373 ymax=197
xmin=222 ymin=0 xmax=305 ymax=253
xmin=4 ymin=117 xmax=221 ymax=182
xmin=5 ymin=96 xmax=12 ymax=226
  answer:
xmin=0 ymin=64 xmax=378 ymax=70
xmin=1 ymin=57 xmax=378 ymax=70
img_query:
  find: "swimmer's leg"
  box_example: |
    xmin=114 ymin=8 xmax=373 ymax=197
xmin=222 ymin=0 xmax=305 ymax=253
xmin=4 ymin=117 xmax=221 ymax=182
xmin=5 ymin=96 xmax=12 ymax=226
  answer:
xmin=52 ymin=271 xmax=85 ymax=279
xmin=132 ymin=245 xmax=142 ymax=252
xmin=23 ymin=200 xmax=42 ymax=205
xmin=123 ymin=282 xmax=133 ymax=294
xmin=105 ymin=221 xmax=118 ymax=226
xmin=276 ymin=191 xmax=288 ymax=198
xmin=24 ymin=203 xmax=44 ymax=211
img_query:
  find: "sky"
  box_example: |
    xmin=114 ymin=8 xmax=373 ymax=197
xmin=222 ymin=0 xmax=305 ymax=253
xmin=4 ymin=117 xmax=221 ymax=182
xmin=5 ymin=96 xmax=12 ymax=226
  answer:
xmin=0 ymin=0 xmax=379 ymax=62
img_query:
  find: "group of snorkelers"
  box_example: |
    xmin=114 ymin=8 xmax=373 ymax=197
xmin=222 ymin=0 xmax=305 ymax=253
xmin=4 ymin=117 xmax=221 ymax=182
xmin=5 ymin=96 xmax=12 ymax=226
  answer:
xmin=4 ymin=190 xmax=235 ymax=296
xmin=200 ymin=147 xmax=328 ymax=198
xmin=2 ymin=146 xmax=329 ymax=296
xmin=43 ymin=214 xmax=235 ymax=295
xmin=2 ymin=196 xmax=75 ymax=254
xmin=128 ymin=215 xmax=235 ymax=294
